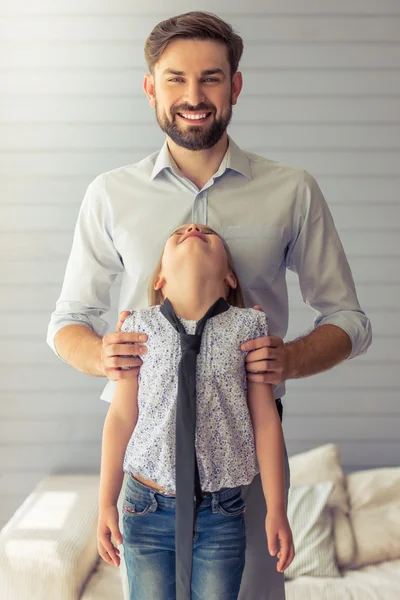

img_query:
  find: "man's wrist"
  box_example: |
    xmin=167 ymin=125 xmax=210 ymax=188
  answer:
xmin=95 ymin=352 xmax=106 ymax=377
xmin=283 ymin=342 xmax=296 ymax=380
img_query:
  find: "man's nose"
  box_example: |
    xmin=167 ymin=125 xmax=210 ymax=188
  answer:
xmin=184 ymin=82 xmax=206 ymax=107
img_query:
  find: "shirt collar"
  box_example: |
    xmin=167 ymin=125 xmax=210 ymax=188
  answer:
xmin=150 ymin=134 xmax=252 ymax=182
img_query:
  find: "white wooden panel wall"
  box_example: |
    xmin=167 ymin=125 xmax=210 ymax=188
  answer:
xmin=1 ymin=0 xmax=399 ymax=529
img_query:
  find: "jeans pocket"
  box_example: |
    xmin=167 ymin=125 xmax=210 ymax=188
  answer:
xmin=122 ymin=496 xmax=153 ymax=518
xmin=217 ymin=491 xmax=246 ymax=517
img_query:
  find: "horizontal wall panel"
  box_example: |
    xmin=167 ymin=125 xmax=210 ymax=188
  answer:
xmin=1 ymin=414 xmax=397 ymax=445
xmin=0 ymin=364 xmax=107 ymax=392
xmin=1 ymin=175 xmax=399 ymax=206
xmin=3 ymin=69 xmax=400 ymax=96
xmin=0 ymin=261 xmax=69 ymax=284
xmin=1 ymin=0 xmax=399 ymax=526
xmin=0 ymin=441 xmax=397 ymax=477
xmin=0 ymin=334 xmax=391 ymax=365
xmin=2 ymin=97 xmax=400 ymax=124
xmin=0 ymin=417 xmax=105 ymax=444
xmin=3 ymin=0 xmax=400 ymax=16
xmin=0 ymin=307 xmax=393 ymax=339
xmin=284 ymin=440 xmax=400 ymax=470
xmin=4 ymin=123 xmax=400 ymax=151
xmin=0 ymin=392 xmax=109 ymax=417
xmin=0 ymin=472 xmax=51 ymax=497
xmin=283 ymin=415 xmax=400 ymax=441
xmin=317 ymin=176 xmax=400 ymax=204
xmin=1 ymin=280 xmax=398 ymax=311
xmin=1 ymin=203 xmax=399 ymax=233
xmin=2 ymin=16 xmax=400 ymax=43
xmin=285 ymin=362 xmax=399 ymax=389
xmin=4 ymin=42 xmax=400 ymax=70
xmin=0 ymin=443 xmax=102 ymax=472
xmin=283 ymin=390 xmax=399 ymax=416
xmin=0 ymin=494 xmax=30 ymax=522
xmin=1 ymin=257 xmax=397 ymax=286
xmin=0 ymin=471 xmax=102 ymax=498
xmin=2 ymin=389 xmax=398 ymax=419
xmin=0 ymin=388 xmax=394 ymax=421
xmin=4 ymin=334 xmax=397 ymax=366
xmin=1 ymin=150 xmax=400 ymax=177
xmin=1 ymin=231 xmax=397 ymax=262
xmin=0 ymin=363 xmax=397 ymax=392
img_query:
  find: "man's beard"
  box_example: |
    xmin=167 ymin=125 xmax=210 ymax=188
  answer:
xmin=155 ymin=99 xmax=232 ymax=151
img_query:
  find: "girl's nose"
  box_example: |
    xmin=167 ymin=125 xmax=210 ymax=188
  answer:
xmin=185 ymin=223 xmax=201 ymax=234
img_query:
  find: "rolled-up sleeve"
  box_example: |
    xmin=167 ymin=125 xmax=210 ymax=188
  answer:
xmin=285 ymin=170 xmax=372 ymax=360
xmin=46 ymin=174 xmax=124 ymax=360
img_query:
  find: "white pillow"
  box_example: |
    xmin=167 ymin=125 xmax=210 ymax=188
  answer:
xmin=288 ymin=443 xmax=355 ymax=568
xmin=284 ymin=482 xmax=341 ymax=580
xmin=346 ymin=467 xmax=400 ymax=568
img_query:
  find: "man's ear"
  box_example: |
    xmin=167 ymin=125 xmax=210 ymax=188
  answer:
xmin=143 ymin=73 xmax=156 ymax=108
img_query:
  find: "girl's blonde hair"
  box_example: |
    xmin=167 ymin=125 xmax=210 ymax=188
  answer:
xmin=148 ymin=228 xmax=245 ymax=308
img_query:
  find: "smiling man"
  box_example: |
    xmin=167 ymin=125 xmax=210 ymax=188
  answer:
xmin=47 ymin=10 xmax=372 ymax=600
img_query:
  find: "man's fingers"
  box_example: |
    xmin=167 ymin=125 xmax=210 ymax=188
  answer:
xmin=106 ymin=331 xmax=148 ymax=345
xmin=241 ymin=335 xmax=283 ymax=352
xmin=116 ymin=310 xmax=131 ymax=332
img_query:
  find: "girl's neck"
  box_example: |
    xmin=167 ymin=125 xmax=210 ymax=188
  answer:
xmin=163 ymin=285 xmax=228 ymax=321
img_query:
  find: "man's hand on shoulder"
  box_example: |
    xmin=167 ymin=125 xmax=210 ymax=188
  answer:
xmin=241 ymin=305 xmax=287 ymax=385
xmin=100 ymin=310 xmax=147 ymax=381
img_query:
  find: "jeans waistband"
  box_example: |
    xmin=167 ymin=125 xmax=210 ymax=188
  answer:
xmin=126 ymin=473 xmax=242 ymax=505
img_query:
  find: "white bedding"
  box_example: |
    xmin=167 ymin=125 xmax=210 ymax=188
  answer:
xmin=82 ymin=558 xmax=400 ymax=600
xmin=285 ymin=559 xmax=400 ymax=600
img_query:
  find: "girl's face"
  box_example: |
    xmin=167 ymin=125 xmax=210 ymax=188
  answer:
xmin=154 ymin=223 xmax=236 ymax=292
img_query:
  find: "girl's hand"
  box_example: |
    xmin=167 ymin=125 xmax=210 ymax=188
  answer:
xmin=97 ymin=505 xmax=123 ymax=567
xmin=265 ymin=512 xmax=295 ymax=573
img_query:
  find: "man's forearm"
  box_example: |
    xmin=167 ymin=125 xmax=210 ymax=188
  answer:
xmin=54 ymin=324 xmax=105 ymax=377
xmin=284 ymin=324 xmax=352 ymax=380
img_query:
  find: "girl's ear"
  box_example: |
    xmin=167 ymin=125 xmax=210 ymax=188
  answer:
xmin=153 ymin=275 xmax=166 ymax=291
xmin=225 ymin=271 xmax=237 ymax=290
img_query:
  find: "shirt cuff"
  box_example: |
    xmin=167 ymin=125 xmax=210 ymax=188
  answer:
xmin=315 ymin=311 xmax=372 ymax=361
xmin=46 ymin=314 xmax=109 ymax=361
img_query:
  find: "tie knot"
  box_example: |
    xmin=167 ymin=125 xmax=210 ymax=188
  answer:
xmin=181 ymin=333 xmax=201 ymax=354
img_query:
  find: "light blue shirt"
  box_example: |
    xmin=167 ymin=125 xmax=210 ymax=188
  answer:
xmin=46 ymin=134 xmax=372 ymax=401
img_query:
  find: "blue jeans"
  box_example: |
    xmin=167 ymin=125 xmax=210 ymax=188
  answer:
xmin=122 ymin=475 xmax=247 ymax=600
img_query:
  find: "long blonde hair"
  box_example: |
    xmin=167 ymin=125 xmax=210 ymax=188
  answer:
xmin=148 ymin=227 xmax=245 ymax=308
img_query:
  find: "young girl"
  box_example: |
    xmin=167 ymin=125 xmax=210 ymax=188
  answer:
xmin=97 ymin=222 xmax=295 ymax=600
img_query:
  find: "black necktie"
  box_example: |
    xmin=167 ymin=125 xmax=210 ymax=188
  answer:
xmin=160 ymin=296 xmax=230 ymax=600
